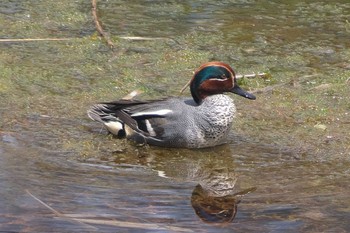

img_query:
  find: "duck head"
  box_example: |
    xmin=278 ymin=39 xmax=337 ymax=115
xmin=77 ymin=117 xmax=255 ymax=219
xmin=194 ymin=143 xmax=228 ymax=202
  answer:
xmin=190 ymin=62 xmax=256 ymax=104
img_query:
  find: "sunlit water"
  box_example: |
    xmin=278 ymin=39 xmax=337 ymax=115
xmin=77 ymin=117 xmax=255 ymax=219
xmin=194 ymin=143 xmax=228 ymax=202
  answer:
xmin=1 ymin=0 xmax=350 ymax=232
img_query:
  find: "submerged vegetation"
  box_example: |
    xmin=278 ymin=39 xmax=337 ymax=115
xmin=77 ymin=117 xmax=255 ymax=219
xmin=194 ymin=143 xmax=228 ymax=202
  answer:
xmin=1 ymin=1 xmax=349 ymax=160
xmin=1 ymin=0 xmax=349 ymax=165
xmin=0 ymin=0 xmax=349 ymax=231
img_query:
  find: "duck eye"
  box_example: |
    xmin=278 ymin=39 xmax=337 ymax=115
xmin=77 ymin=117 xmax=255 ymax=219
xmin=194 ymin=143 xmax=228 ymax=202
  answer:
xmin=212 ymin=74 xmax=227 ymax=80
xmin=214 ymin=74 xmax=228 ymax=80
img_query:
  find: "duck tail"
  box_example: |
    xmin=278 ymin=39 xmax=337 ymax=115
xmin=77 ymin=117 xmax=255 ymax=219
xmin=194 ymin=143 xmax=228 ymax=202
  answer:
xmin=87 ymin=104 xmax=125 ymax=137
xmin=87 ymin=104 xmax=109 ymax=123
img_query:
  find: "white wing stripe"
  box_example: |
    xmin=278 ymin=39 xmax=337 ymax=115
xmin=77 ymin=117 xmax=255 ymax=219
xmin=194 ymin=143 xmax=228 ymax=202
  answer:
xmin=131 ymin=109 xmax=173 ymax=117
xmin=145 ymin=120 xmax=156 ymax=136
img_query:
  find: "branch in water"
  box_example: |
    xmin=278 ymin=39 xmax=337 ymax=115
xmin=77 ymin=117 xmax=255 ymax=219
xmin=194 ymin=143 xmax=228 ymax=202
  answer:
xmin=0 ymin=38 xmax=73 ymax=42
xmin=91 ymin=0 xmax=115 ymax=48
xmin=236 ymin=72 xmax=268 ymax=79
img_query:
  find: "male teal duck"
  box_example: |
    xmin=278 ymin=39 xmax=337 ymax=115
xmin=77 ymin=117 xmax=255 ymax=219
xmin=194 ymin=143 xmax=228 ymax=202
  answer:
xmin=87 ymin=61 xmax=256 ymax=148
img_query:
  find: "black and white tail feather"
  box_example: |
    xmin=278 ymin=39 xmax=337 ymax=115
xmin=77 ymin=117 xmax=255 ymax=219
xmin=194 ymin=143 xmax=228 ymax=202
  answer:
xmin=87 ymin=99 xmax=172 ymax=145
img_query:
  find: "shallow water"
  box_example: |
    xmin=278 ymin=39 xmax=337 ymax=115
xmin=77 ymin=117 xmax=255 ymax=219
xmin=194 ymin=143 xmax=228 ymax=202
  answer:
xmin=1 ymin=0 xmax=350 ymax=232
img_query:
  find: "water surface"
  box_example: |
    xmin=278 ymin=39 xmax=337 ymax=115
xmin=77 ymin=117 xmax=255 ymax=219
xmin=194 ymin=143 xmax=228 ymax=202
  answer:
xmin=1 ymin=0 xmax=349 ymax=232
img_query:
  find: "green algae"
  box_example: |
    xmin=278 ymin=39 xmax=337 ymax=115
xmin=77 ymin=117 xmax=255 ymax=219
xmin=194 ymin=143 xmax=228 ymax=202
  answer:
xmin=3 ymin=0 xmax=350 ymax=191
xmin=1 ymin=0 xmax=349 ymax=160
xmin=1 ymin=1 xmax=350 ymax=232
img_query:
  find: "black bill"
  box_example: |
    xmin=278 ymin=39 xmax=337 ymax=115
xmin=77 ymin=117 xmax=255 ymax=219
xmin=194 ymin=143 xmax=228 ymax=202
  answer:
xmin=231 ymin=85 xmax=256 ymax=100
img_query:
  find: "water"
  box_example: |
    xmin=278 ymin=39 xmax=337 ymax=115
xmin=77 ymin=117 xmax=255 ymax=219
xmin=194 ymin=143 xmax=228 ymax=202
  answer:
xmin=1 ymin=0 xmax=350 ymax=232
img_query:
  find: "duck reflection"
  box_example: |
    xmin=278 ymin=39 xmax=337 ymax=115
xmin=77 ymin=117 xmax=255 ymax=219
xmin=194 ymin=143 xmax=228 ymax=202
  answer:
xmin=190 ymin=165 xmax=256 ymax=224
xmin=109 ymin=144 xmax=256 ymax=224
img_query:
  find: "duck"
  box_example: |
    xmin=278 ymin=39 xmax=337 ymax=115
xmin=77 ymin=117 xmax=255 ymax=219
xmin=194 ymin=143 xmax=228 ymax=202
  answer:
xmin=87 ymin=61 xmax=256 ymax=148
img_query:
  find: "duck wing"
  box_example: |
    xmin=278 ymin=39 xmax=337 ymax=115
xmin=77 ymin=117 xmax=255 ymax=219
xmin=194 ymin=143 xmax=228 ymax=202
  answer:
xmin=87 ymin=98 xmax=174 ymax=140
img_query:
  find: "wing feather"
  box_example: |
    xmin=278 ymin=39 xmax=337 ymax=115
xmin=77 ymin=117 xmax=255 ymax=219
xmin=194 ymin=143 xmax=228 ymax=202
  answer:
xmin=88 ymin=98 xmax=173 ymax=139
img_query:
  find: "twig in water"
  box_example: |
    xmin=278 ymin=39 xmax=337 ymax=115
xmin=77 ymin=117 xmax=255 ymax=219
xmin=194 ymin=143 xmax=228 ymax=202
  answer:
xmin=236 ymin=72 xmax=268 ymax=80
xmin=0 ymin=38 xmax=73 ymax=42
xmin=60 ymin=217 xmax=193 ymax=232
xmin=25 ymin=190 xmax=192 ymax=232
xmin=118 ymin=36 xmax=172 ymax=41
xmin=91 ymin=0 xmax=115 ymax=48
xmin=180 ymin=79 xmax=192 ymax=94
xmin=121 ymin=90 xmax=143 ymax=100
xmin=25 ymin=190 xmax=97 ymax=230
xmin=26 ymin=190 xmax=61 ymax=216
